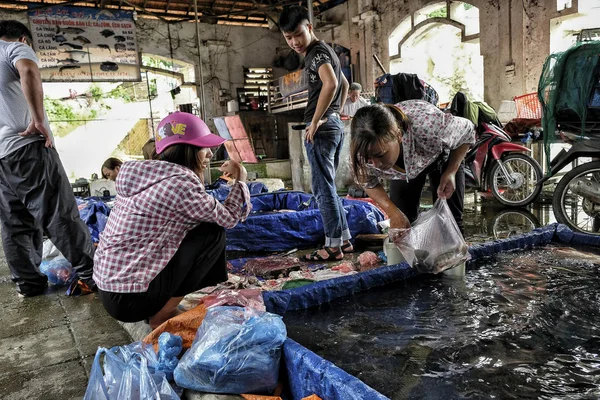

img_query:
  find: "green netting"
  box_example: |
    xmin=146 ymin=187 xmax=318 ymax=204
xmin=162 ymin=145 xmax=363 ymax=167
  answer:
xmin=538 ymin=41 xmax=600 ymax=169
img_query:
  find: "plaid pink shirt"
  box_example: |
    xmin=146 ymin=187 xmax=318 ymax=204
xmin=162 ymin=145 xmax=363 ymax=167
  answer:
xmin=93 ymin=160 xmax=251 ymax=293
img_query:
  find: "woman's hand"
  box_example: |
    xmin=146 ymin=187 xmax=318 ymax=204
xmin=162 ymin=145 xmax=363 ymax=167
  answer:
xmin=437 ymin=171 xmax=456 ymax=200
xmin=390 ymin=209 xmax=411 ymax=230
xmin=219 ymin=160 xmax=247 ymax=182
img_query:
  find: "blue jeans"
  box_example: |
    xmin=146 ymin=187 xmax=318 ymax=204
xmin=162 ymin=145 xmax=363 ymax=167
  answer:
xmin=305 ymin=115 xmax=351 ymax=248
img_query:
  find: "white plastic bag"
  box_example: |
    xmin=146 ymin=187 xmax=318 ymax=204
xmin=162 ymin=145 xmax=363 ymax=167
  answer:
xmin=42 ymin=239 xmax=61 ymax=259
xmin=390 ymin=199 xmax=469 ymax=274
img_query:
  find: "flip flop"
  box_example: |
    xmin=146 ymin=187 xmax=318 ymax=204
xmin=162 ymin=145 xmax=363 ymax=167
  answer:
xmin=303 ymin=247 xmax=343 ymax=262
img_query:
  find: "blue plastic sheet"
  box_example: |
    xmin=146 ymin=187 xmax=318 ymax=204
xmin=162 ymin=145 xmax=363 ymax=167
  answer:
xmin=206 ymin=179 xmax=268 ymax=202
xmin=284 ymin=339 xmax=388 ymax=400
xmin=227 ymin=191 xmax=385 ymax=252
xmin=76 ymin=197 xmax=111 ymax=243
xmin=264 ymin=262 xmax=417 ymax=316
xmin=467 ymin=224 xmax=557 ymax=261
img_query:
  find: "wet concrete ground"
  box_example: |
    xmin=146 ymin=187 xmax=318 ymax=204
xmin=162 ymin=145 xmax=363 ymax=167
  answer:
xmin=0 ymin=189 xmax=559 ymax=399
xmin=0 ymin=254 xmax=131 ymax=399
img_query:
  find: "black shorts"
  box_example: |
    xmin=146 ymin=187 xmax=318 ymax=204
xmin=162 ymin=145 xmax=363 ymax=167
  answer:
xmin=98 ymin=222 xmax=228 ymax=322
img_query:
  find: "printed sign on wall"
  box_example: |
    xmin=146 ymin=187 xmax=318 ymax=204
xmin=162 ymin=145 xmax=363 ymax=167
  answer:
xmin=28 ymin=6 xmax=141 ymax=82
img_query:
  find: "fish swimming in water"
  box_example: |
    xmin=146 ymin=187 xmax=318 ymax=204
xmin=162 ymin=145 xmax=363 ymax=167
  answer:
xmin=56 ymin=25 xmax=85 ymax=35
xmin=113 ymin=35 xmax=126 ymax=42
xmin=60 ymin=42 xmax=83 ymax=50
xmin=73 ymin=36 xmax=91 ymax=45
xmin=100 ymin=61 xmax=118 ymax=72
xmin=114 ymin=43 xmax=126 ymax=53
xmin=59 ymin=65 xmax=81 ymax=73
xmin=545 ymin=246 xmax=600 ymax=264
xmin=53 ymin=35 xmax=67 ymax=43
xmin=58 ymin=58 xmax=79 ymax=64
xmin=100 ymin=29 xmax=115 ymax=38
xmin=98 ymin=44 xmax=111 ymax=52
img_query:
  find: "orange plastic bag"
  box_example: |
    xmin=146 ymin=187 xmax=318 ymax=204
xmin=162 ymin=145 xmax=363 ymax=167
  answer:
xmin=241 ymin=395 xmax=282 ymax=400
xmin=301 ymin=395 xmax=322 ymax=400
xmin=143 ymin=303 xmax=207 ymax=352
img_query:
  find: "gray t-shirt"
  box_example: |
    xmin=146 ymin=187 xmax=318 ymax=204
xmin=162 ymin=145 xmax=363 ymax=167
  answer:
xmin=0 ymin=40 xmax=52 ymax=159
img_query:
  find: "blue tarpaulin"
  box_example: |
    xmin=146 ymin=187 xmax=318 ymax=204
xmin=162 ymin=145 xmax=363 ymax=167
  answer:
xmin=206 ymin=180 xmax=268 ymax=202
xmin=226 ymin=191 xmax=386 ymax=252
xmin=267 ymin=224 xmax=600 ymax=400
xmin=76 ymin=197 xmax=111 ymax=243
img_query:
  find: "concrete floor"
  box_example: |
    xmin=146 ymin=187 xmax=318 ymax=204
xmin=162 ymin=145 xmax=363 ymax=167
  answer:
xmin=0 ymin=249 xmax=132 ymax=400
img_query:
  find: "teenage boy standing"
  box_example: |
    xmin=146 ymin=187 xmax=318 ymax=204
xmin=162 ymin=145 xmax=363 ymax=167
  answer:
xmin=279 ymin=5 xmax=351 ymax=261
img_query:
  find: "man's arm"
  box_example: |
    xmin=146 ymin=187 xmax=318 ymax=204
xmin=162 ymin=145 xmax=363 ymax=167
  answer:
xmin=305 ymin=63 xmax=338 ymax=143
xmin=15 ymin=59 xmax=52 ymax=147
xmin=338 ymin=74 xmax=349 ymax=113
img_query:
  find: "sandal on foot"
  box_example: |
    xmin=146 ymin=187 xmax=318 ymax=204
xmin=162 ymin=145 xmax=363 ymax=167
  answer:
xmin=341 ymin=242 xmax=354 ymax=253
xmin=303 ymin=247 xmax=343 ymax=262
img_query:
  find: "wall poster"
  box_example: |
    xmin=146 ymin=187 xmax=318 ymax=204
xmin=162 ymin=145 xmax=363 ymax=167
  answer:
xmin=28 ymin=6 xmax=141 ymax=82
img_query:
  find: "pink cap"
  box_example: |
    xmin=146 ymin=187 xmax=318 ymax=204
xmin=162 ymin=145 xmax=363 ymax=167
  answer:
xmin=155 ymin=112 xmax=226 ymax=154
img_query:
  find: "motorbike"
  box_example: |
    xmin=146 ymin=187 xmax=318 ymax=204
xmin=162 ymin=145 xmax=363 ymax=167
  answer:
xmin=536 ymin=40 xmax=600 ymax=234
xmin=448 ymin=92 xmax=542 ymax=207
xmin=463 ymin=122 xmax=543 ymax=206
xmin=538 ymin=132 xmax=600 ymax=234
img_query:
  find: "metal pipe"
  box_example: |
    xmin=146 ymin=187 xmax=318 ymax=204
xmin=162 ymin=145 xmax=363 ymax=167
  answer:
xmin=373 ymin=54 xmax=387 ymax=74
xmin=307 ymin=0 xmax=313 ymax=24
xmin=193 ymin=0 xmax=207 ymax=120
xmin=145 ymin=71 xmax=155 ymax=137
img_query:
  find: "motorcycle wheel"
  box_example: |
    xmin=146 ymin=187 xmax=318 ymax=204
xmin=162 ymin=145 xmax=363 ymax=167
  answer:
xmin=553 ymin=161 xmax=600 ymax=235
xmin=488 ymin=153 xmax=543 ymax=207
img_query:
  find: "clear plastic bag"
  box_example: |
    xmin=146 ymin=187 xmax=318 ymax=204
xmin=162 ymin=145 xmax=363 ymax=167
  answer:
xmin=173 ymin=306 xmax=287 ymax=394
xmin=39 ymin=256 xmax=73 ymax=285
xmin=84 ymin=343 xmax=180 ymax=400
xmin=390 ymin=199 xmax=470 ymax=274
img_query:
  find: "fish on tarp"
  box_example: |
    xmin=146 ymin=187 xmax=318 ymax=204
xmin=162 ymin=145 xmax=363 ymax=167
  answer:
xmin=59 ymin=65 xmax=81 ymax=73
xmin=60 ymin=42 xmax=83 ymax=50
xmin=100 ymin=29 xmax=115 ymax=38
xmin=100 ymin=61 xmax=118 ymax=72
xmin=56 ymin=25 xmax=85 ymax=35
xmin=53 ymin=35 xmax=67 ymax=43
xmin=113 ymin=35 xmax=126 ymax=42
xmin=73 ymin=36 xmax=91 ymax=45
xmin=98 ymin=44 xmax=111 ymax=52
xmin=58 ymin=58 xmax=79 ymax=64
xmin=114 ymin=43 xmax=126 ymax=53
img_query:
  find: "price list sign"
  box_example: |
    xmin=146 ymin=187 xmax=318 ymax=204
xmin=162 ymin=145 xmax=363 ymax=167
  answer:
xmin=28 ymin=6 xmax=141 ymax=82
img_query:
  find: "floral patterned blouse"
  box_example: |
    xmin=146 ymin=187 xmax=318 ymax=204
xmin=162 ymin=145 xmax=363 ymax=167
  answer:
xmin=362 ymin=100 xmax=476 ymax=189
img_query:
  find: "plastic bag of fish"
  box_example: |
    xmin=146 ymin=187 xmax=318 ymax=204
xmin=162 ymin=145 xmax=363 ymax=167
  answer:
xmin=390 ymin=199 xmax=470 ymax=274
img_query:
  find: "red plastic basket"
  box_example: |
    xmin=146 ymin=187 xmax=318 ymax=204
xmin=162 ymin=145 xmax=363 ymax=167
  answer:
xmin=513 ymin=93 xmax=542 ymax=119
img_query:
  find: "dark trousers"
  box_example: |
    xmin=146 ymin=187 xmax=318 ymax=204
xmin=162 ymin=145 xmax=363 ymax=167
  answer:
xmin=0 ymin=141 xmax=94 ymax=295
xmin=390 ymin=160 xmax=465 ymax=234
xmin=98 ymin=223 xmax=228 ymax=323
